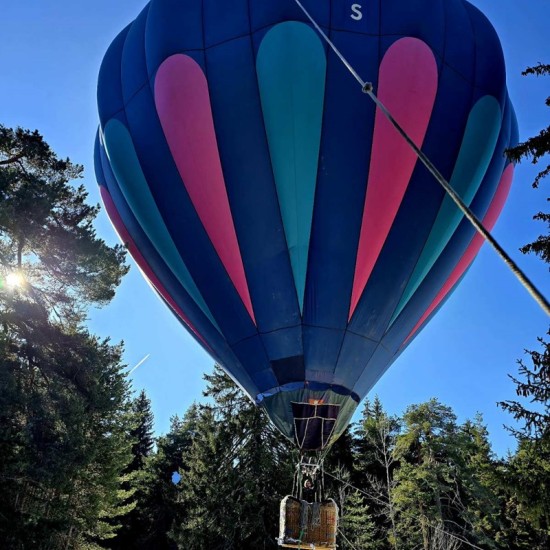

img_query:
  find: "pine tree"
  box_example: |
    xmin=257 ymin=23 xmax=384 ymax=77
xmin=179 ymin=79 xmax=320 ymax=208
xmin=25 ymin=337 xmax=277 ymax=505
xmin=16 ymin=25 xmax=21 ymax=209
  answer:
xmin=340 ymin=490 xmax=380 ymax=550
xmin=129 ymin=390 xmax=155 ymax=471
xmin=0 ymin=125 xmax=132 ymax=548
xmin=505 ymin=63 xmax=549 ymax=262
xmin=499 ymin=63 xmax=550 ymax=548
xmin=393 ymin=400 xmax=485 ymax=550
xmin=109 ymin=390 xmax=156 ymax=549
xmin=354 ymin=397 xmax=400 ymax=550
xmin=169 ymin=366 xmax=294 ymax=549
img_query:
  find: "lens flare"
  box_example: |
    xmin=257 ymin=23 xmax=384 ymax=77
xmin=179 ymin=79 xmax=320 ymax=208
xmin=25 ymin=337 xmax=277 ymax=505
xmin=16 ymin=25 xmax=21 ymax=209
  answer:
xmin=5 ymin=272 xmax=25 ymax=289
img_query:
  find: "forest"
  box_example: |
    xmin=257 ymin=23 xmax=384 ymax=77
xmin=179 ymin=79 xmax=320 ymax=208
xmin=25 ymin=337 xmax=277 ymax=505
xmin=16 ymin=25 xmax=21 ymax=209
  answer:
xmin=0 ymin=65 xmax=548 ymax=550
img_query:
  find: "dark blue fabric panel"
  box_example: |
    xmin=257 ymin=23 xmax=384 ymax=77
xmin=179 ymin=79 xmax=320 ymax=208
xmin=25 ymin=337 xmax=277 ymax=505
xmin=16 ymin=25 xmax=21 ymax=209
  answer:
xmin=465 ymin=2 xmax=506 ymax=102
xmin=249 ymin=0 xmax=329 ymax=33
xmin=230 ymin=335 xmax=277 ymax=391
xmin=441 ymin=0 xmax=476 ymax=84
xmin=203 ymin=0 xmax=249 ymax=47
xmin=205 ymin=36 xmax=301 ymax=334
xmin=380 ymin=0 xmax=445 ymax=51
xmin=122 ymin=84 xmax=258 ymax=345
xmin=303 ymin=31 xmax=379 ymax=329
xmin=145 ymin=0 xmax=203 ymax=75
xmin=350 ymin=343 xmax=394 ymax=399
xmin=333 ymin=332 xmax=379 ymax=389
xmin=98 ymin=25 xmax=131 ymax=124
xmin=303 ymin=326 xmax=345 ymax=384
xmin=120 ymin=5 xmax=150 ymax=101
xmin=94 ymin=130 xmax=106 ymax=183
xmin=349 ymin=58 xmax=473 ymax=340
xmin=261 ymin=326 xmax=303 ymax=362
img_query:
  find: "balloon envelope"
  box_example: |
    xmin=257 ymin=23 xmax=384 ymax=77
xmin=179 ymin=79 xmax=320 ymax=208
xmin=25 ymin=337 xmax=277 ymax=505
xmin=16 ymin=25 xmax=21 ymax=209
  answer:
xmin=95 ymin=0 xmax=517 ymax=451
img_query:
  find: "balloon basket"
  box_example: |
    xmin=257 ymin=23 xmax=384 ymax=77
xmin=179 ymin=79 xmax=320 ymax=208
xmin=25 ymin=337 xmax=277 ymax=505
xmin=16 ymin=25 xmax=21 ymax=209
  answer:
xmin=278 ymin=495 xmax=338 ymax=549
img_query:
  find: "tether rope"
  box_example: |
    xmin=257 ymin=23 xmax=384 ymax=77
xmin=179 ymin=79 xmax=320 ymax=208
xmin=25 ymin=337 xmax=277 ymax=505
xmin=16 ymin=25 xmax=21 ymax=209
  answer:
xmin=293 ymin=0 xmax=549 ymax=317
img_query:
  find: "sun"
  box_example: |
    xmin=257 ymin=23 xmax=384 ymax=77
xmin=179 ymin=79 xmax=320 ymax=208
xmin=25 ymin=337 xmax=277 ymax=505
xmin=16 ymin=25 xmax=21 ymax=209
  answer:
xmin=5 ymin=272 xmax=25 ymax=289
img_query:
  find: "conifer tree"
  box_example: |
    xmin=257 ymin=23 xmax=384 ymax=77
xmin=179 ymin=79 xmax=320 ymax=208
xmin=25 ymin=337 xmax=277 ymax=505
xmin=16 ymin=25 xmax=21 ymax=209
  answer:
xmin=0 ymin=125 xmax=132 ymax=548
xmin=169 ymin=366 xmax=294 ymax=549
xmin=499 ymin=63 xmax=549 ymax=548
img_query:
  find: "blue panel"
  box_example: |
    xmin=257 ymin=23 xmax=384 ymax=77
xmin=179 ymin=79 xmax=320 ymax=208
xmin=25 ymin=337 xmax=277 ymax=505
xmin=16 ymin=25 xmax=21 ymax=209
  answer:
xmin=231 ymin=335 xmax=277 ymax=392
xmin=333 ymin=332 xmax=379 ymax=389
xmin=352 ymin=344 xmax=395 ymax=399
xmin=465 ymin=2 xmax=506 ymax=103
xmin=303 ymin=326 xmax=344 ymax=382
xmin=121 ymin=5 xmax=150 ymax=101
xmin=97 ymin=25 xmax=130 ymax=124
xmin=145 ymin=0 xmax=203 ymax=74
xmin=261 ymin=326 xmax=303 ymax=363
xmin=249 ymin=0 xmax=329 ymax=33
xmin=204 ymin=0 xmax=250 ymax=47
xmin=380 ymin=0 xmax=446 ymax=55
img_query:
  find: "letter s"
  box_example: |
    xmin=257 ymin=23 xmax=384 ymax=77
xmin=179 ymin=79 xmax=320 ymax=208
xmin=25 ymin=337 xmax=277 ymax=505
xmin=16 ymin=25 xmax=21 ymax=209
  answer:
xmin=351 ymin=4 xmax=363 ymax=21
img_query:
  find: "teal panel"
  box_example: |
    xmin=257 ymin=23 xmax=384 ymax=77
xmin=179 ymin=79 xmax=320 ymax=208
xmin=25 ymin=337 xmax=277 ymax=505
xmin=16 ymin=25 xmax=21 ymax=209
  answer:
xmin=391 ymin=96 xmax=501 ymax=324
xmin=256 ymin=22 xmax=326 ymax=313
xmin=103 ymin=120 xmax=219 ymax=330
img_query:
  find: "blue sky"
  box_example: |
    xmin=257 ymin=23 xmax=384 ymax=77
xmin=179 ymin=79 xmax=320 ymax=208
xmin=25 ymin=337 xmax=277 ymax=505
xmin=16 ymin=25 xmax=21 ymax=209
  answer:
xmin=1 ymin=0 xmax=548 ymax=457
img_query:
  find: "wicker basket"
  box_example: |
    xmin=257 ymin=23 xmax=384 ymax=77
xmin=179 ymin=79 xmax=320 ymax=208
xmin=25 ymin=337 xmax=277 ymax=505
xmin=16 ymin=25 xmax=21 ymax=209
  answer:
xmin=278 ymin=496 xmax=338 ymax=548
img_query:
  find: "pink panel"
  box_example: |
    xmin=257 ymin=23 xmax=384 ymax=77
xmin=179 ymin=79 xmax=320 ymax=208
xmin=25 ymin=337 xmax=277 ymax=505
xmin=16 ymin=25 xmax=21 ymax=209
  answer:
xmin=403 ymin=164 xmax=515 ymax=344
xmin=154 ymin=54 xmax=256 ymax=324
xmin=100 ymin=186 xmax=210 ymax=349
xmin=349 ymin=38 xmax=438 ymax=320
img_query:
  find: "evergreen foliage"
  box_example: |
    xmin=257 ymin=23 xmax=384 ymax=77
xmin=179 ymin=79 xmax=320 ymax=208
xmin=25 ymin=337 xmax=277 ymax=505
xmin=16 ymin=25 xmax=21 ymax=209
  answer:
xmin=505 ymin=63 xmax=549 ymax=261
xmin=0 ymin=125 xmax=133 ymax=548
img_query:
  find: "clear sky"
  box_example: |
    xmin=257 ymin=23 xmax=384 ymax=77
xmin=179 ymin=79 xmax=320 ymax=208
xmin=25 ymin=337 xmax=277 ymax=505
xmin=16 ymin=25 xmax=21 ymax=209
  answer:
xmin=1 ymin=0 xmax=548 ymax=457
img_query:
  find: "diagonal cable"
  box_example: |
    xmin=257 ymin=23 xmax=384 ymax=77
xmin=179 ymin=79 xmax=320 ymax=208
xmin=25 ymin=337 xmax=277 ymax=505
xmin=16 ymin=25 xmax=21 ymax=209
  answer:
xmin=292 ymin=0 xmax=549 ymax=317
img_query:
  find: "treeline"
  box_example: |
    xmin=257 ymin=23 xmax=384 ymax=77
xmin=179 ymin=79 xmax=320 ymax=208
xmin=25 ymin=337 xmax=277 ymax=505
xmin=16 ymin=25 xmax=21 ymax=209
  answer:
xmin=98 ymin=366 xmax=550 ymax=550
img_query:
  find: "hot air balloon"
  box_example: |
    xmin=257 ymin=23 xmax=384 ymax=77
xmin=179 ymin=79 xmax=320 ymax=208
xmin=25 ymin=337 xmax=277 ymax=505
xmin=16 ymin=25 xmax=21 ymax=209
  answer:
xmin=95 ymin=0 xmax=517 ymax=454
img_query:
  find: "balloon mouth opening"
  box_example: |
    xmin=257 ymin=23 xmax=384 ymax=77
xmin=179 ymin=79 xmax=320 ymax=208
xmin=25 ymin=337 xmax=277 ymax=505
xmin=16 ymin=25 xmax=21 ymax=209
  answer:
xmin=259 ymin=386 xmax=359 ymax=451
